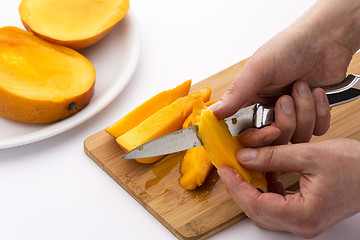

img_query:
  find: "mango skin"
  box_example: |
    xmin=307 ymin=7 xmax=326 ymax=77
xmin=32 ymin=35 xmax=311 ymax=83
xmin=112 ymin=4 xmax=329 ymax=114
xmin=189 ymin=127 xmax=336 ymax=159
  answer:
xmin=19 ymin=0 xmax=130 ymax=49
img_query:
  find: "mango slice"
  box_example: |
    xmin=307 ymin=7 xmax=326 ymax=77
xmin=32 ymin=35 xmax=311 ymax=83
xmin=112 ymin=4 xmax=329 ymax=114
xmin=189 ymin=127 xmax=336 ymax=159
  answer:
xmin=0 ymin=26 xmax=95 ymax=123
xmin=117 ymin=87 xmax=211 ymax=164
xmin=197 ymin=110 xmax=267 ymax=188
xmin=106 ymin=80 xmax=192 ymax=138
xmin=179 ymin=99 xmax=214 ymax=190
xmin=179 ymin=146 xmax=213 ymax=190
xmin=19 ymin=0 xmax=130 ymax=49
xmin=182 ymin=100 xmax=217 ymax=129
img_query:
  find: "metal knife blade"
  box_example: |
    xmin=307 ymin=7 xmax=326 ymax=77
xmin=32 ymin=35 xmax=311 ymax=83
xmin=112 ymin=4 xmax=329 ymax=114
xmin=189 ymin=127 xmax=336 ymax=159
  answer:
xmin=123 ymin=125 xmax=202 ymax=159
xmin=123 ymin=74 xmax=360 ymax=159
xmin=122 ymin=104 xmax=256 ymax=159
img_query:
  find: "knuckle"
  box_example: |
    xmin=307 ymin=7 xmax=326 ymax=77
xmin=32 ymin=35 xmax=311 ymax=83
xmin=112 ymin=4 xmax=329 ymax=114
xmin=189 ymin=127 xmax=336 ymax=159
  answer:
xmin=224 ymin=81 xmax=241 ymax=99
xmin=261 ymin=147 xmax=277 ymax=169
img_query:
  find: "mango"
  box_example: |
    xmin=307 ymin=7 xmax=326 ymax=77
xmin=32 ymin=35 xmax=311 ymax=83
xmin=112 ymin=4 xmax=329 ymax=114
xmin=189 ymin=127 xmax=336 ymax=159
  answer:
xmin=197 ymin=110 xmax=267 ymax=188
xmin=106 ymin=80 xmax=192 ymax=138
xmin=19 ymin=0 xmax=130 ymax=49
xmin=179 ymin=99 xmax=214 ymax=190
xmin=0 ymin=26 xmax=95 ymax=123
xmin=117 ymin=87 xmax=211 ymax=164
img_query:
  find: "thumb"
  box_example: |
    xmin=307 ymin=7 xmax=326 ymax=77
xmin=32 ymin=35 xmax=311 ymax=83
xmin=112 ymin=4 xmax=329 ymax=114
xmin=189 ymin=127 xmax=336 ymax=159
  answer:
xmin=210 ymin=56 xmax=271 ymax=119
xmin=237 ymin=143 xmax=314 ymax=173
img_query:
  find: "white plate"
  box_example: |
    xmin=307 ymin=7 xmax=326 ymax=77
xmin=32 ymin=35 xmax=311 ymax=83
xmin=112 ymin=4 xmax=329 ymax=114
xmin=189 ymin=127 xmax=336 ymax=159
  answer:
xmin=0 ymin=2 xmax=141 ymax=149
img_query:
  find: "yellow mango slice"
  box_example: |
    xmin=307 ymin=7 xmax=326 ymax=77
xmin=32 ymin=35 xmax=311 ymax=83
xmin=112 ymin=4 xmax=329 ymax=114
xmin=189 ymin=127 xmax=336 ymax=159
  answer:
xmin=19 ymin=0 xmax=129 ymax=49
xmin=182 ymin=100 xmax=217 ymax=129
xmin=197 ymin=110 xmax=266 ymax=188
xmin=179 ymin=146 xmax=213 ymax=190
xmin=0 ymin=26 xmax=95 ymax=123
xmin=179 ymin=99 xmax=214 ymax=190
xmin=106 ymin=80 xmax=192 ymax=138
xmin=117 ymin=87 xmax=211 ymax=164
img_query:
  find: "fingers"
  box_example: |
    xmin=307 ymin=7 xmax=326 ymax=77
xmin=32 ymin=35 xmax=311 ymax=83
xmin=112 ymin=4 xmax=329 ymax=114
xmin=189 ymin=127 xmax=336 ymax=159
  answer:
xmin=218 ymin=166 xmax=306 ymax=231
xmin=210 ymin=55 xmax=273 ymax=119
xmin=239 ymin=82 xmax=330 ymax=147
xmin=271 ymin=95 xmax=297 ymax=145
xmin=238 ymin=126 xmax=281 ymax=148
xmin=265 ymin=172 xmax=285 ymax=195
xmin=238 ymin=96 xmax=296 ymax=147
xmin=312 ymin=88 xmax=331 ymax=136
xmin=290 ymin=82 xmax=330 ymax=142
xmin=291 ymin=81 xmax=316 ymax=143
xmin=239 ymin=95 xmax=297 ymax=147
xmin=236 ymin=144 xmax=313 ymax=173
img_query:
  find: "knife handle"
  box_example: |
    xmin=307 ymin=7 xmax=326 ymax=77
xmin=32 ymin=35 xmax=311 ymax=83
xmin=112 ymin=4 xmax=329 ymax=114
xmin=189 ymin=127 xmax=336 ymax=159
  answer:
xmin=254 ymin=74 xmax=360 ymax=128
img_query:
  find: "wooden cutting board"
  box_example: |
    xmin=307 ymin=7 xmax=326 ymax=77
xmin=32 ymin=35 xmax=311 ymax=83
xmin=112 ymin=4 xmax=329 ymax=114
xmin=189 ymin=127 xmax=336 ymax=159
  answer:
xmin=84 ymin=54 xmax=360 ymax=240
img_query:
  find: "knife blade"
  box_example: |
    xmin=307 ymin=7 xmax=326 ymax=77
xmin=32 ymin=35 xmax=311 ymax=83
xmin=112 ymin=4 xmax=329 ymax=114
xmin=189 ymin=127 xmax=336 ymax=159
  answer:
xmin=123 ymin=74 xmax=360 ymax=159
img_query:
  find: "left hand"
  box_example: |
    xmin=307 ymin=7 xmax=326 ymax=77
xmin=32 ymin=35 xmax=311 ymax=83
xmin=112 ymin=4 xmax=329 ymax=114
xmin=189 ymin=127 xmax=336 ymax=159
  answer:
xmin=217 ymin=138 xmax=360 ymax=239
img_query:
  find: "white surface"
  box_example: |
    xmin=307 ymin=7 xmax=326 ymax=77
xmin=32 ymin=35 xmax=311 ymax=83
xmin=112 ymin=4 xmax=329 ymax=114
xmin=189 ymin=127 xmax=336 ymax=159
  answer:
xmin=0 ymin=3 xmax=140 ymax=149
xmin=1 ymin=1 xmax=360 ymax=240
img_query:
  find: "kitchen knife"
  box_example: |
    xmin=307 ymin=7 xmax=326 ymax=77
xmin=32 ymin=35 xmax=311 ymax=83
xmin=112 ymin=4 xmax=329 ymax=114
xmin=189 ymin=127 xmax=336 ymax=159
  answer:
xmin=123 ymin=74 xmax=360 ymax=159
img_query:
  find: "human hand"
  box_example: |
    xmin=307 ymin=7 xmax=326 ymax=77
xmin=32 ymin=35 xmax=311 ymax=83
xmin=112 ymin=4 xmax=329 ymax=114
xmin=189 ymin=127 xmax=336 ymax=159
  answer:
xmin=236 ymin=80 xmax=330 ymax=145
xmin=218 ymin=138 xmax=360 ymax=238
xmin=210 ymin=0 xmax=360 ymax=143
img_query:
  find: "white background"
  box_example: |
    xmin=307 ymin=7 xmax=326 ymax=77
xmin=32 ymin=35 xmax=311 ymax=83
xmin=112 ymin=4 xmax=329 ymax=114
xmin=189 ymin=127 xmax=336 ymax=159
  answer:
xmin=1 ymin=0 xmax=360 ymax=239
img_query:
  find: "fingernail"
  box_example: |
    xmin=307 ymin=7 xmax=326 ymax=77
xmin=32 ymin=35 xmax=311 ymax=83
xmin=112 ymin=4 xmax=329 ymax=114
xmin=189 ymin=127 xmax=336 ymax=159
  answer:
xmin=296 ymin=81 xmax=311 ymax=98
xmin=314 ymin=90 xmax=326 ymax=105
xmin=237 ymin=148 xmax=258 ymax=162
xmin=207 ymin=101 xmax=222 ymax=111
xmin=280 ymin=97 xmax=294 ymax=115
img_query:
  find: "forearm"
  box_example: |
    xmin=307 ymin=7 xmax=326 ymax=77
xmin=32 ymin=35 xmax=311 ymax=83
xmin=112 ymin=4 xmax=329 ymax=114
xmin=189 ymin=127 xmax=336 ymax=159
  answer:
xmin=294 ymin=0 xmax=360 ymax=53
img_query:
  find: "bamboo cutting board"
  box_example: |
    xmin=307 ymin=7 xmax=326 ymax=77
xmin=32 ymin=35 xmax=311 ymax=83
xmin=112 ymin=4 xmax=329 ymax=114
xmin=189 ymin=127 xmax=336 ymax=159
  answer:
xmin=84 ymin=54 xmax=360 ymax=240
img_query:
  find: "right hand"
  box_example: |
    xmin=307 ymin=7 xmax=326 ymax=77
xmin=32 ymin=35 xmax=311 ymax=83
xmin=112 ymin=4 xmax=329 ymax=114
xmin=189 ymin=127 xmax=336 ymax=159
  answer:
xmin=210 ymin=0 xmax=360 ymax=144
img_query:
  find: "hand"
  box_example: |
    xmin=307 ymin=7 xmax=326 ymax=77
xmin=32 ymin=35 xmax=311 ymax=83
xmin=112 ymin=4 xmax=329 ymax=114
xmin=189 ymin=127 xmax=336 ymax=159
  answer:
xmin=210 ymin=0 xmax=360 ymax=143
xmin=236 ymin=80 xmax=330 ymax=146
xmin=218 ymin=138 xmax=360 ymax=238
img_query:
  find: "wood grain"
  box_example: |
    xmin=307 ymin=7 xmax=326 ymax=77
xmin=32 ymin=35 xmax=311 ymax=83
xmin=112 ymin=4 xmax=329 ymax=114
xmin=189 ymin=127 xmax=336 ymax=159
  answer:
xmin=84 ymin=53 xmax=360 ymax=240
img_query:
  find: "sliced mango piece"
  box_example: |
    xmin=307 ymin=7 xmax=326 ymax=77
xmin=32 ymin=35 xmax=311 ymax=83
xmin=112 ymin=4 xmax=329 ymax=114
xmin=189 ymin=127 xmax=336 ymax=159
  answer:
xmin=106 ymin=80 xmax=192 ymax=138
xmin=182 ymin=100 xmax=217 ymax=129
xmin=117 ymin=87 xmax=211 ymax=164
xmin=197 ymin=110 xmax=266 ymax=188
xmin=179 ymin=146 xmax=213 ymax=190
xmin=179 ymin=99 xmax=214 ymax=190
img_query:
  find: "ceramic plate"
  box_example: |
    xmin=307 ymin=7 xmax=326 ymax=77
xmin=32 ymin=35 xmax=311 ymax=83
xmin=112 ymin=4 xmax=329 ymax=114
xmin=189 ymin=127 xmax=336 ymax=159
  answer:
xmin=0 ymin=2 xmax=140 ymax=149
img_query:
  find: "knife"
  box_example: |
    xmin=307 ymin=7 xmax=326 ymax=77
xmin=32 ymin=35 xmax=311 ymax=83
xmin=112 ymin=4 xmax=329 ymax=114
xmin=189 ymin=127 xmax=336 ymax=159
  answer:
xmin=123 ymin=74 xmax=360 ymax=159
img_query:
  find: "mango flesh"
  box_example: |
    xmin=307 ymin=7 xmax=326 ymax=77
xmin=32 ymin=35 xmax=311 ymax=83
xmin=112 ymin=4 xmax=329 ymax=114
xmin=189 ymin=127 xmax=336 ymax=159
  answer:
xmin=182 ymin=100 xmax=217 ymax=129
xmin=0 ymin=26 xmax=95 ymax=123
xmin=106 ymin=80 xmax=192 ymax=138
xmin=179 ymin=99 xmax=214 ymax=190
xmin=116 ymin=87 xmax=211 ymax=164
xmin=19 ymin=0 xmax=130 ymax=49
xmin=179 ymin=146 xmax=213 ymax=190
xmin=198 ymin=110 xmax=267 ymax=188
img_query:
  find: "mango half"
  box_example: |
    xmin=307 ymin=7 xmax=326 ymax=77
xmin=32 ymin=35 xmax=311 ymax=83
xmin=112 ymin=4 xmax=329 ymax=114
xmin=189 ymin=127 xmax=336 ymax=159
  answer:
xmin=19 ymin=0 xmax=130 ymax=49
xmin=0 ymin=26 xmax=95 ymax=123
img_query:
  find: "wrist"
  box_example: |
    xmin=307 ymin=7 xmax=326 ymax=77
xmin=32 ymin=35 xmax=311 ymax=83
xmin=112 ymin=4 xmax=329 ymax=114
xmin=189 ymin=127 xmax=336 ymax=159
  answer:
xmin=295 ymin=0 xmax=360 ymax=53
